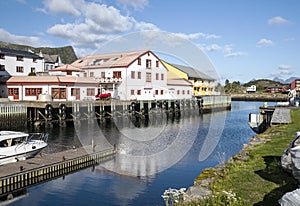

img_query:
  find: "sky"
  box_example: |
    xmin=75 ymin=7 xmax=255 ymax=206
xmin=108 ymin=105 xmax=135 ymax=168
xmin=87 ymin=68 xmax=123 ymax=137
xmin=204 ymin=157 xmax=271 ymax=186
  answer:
xmin=0 ymin=0 xmax=300 ymax=84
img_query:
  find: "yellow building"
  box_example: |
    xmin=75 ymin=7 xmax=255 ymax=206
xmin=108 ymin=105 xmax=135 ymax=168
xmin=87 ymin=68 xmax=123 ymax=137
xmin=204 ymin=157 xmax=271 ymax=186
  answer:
xmin=162 ymin=61 xmax=215 ymax=96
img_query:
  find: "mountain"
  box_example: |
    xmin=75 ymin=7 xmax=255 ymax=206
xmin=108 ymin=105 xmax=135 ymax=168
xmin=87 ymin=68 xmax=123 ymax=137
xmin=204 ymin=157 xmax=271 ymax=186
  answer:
xmin=273 ymin=76 xmax=299 ymax=84
xmin=0 ymin=41 xmax=78 ymax=64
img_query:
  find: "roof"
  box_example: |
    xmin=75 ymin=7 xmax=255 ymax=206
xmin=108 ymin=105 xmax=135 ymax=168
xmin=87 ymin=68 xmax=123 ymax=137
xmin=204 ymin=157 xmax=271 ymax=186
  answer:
xmin=168 ymin=62 xmax=215 ymax=80
xmin=167 ymin=78 xmax=193 ymax=86
xmin=49 ymin=64 xmax=83 ymax=72
xmin=72 ymin=50 xmax=152 ymax=69
xmin=43 ymin=54 xmax=60 ymax=63
xmin=0 ymin=47 xmax=42 ymax=59
xmin=7 ymin=76 xmax=98 ymax=85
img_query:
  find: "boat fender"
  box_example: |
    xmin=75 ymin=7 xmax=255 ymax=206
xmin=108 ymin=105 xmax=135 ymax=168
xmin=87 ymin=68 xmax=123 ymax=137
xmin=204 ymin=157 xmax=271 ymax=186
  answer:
xmin=45 ymin=104 xmax=53 ymax=119
xmin=59 ymin=103 xmax=67 ymax=120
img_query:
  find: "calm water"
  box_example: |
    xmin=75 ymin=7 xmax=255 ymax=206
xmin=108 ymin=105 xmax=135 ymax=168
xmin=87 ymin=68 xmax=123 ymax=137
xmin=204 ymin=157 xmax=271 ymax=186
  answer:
xmin=4 ymin=101 xmax=273 ymax=206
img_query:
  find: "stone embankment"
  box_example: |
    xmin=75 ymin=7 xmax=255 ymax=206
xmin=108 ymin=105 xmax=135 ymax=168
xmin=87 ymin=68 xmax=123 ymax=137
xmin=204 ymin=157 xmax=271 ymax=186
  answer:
xmin=185 ymin=135 xmax=268 ymax=201
xmin=231 ymin=93 xmax=288 ymax=102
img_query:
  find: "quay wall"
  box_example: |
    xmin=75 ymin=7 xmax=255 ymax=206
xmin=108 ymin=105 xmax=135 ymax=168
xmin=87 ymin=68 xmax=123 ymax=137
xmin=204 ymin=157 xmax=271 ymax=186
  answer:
xmin=231 ymin=93 xmax=288 ymax=102
xmin=0 ymin=147 xmax=116 ymax=196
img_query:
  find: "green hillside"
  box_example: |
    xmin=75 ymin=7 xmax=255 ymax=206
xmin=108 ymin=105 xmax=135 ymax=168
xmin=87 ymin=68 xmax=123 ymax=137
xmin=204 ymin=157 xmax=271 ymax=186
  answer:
xmin=0 ymin=41 xmax=77 ymax=64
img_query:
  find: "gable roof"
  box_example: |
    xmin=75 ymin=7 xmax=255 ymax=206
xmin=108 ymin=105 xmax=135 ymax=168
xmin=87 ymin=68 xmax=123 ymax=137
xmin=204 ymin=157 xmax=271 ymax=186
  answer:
xmin=49 ymin=64 xmax=83 ymax=72
xmin=6 ymin=76 xmax=98 ymax=85
xmin=167 ymin=78 xmax=193 ymax=86
xmin=43 ymin=54 xmax=60 ymax=63
xmin=0 ymin=47 xmax=42 ymax=59
xmin=72 ymin=50 xmax=154 ymax=69
xmin=167 ymin=63 xmax=215 ymax=80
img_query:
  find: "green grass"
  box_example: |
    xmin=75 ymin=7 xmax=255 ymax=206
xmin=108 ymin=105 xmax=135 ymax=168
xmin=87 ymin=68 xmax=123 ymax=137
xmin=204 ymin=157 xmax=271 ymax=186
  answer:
xmin=184 ymin=109 xmax=300 ymax=206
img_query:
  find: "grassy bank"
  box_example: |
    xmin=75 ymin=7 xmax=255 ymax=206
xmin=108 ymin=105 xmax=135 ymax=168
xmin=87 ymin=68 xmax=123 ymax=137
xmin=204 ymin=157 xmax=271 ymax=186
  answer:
xmin=185 ymin=109 xmax=300 ymax=205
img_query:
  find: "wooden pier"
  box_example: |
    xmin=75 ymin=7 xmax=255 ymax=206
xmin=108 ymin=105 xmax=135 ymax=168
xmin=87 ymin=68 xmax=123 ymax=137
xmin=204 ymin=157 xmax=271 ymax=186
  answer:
xmin=0 ymin=95 xmax=231 ymax=127
xmin=0 ymin=146 xmax=116 ymax=197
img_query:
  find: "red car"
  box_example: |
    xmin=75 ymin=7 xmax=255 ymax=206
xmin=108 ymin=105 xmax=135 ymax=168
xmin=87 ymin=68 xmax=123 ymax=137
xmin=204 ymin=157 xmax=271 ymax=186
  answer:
xmin=95 ymin=93 xmax=111 ymax=100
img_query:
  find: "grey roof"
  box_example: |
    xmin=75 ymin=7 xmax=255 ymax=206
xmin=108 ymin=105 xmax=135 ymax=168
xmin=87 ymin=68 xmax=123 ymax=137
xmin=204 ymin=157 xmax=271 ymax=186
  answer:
xmin=169 ymin=63 xmax=215 ymax=80
xmin=43 ymin=54 xmax=60 ymax=63
xmin=0 ymin=47 xmax=42 ymax=59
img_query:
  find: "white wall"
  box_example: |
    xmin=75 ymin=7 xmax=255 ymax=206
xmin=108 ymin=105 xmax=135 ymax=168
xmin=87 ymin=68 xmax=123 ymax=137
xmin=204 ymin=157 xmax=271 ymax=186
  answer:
xmin=0 ymin=55 xmax=43 ymax=76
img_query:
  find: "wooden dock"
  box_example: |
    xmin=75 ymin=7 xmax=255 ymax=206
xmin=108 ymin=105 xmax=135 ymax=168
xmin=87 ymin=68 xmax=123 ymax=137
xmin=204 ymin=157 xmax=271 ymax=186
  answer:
xmin=0 ymin=146 xmax=116 ymax=196
xmin=271 ymin=107 xmax=291 ymax=124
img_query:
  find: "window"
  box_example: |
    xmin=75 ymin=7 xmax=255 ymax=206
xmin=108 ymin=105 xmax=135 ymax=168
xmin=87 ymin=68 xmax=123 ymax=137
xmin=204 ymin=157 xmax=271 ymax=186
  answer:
xmin=16 ymin=66 xmax=24 ymax=73
xmin=31 ymin=67 xmax=35 ymax=73
xmin=187 ymin=90 xmax=190 ymax=95
xmin=156 ymin=73 xmax=159 ymax=80
xmin=113 ymin=71 xmax=121 ymax=78
xmin=160 ymin=90 xmax=164 ymax=95
xmin=25 ymin=88 xmax=42 ymax=96
xmin=87 ymin=88 xmax=95 ymax=96
xmin=138 ymin=58 xmax=141 ymax=65
xmin=131 ymin=90 xmax=135 ymax=95
xmin=84 ymin=73 xmax=87 ymax=77
xmin=146 ymin=59 xmax=151 ymax=68
xmin=71 ymin=88 xmax=80 ymax=96
xmin=137 ymin=71 xmax=141 ymax=79
xmin=90 ymin=72 xmax=94 ymax=77
xmin=33 ymin=58 xmax=37 ymax=62
xmin=156 ymin=60 xmax=159 ymax=67
xmin=155 ymin=90 xmax=158 ymax=95
xmin=146 ymin=72 xmax=151 ymax=82
xmin=131 ymin=71 xmax=135 ymax=79
xmin=0 ymin=65 xmax=5 ymax=71
xmin=8 ymin=88 xmax=19 ymax=96
xmin=137 ymin=90 xmax=141 ymax=95
xmin=52 ymin=88 xmax=66 ymax=99
xmin=101 ymin=72 xmax=105 ymax=78
xmin=177 ymin=90 xmax=180 ymax=95
xmin=161 ymin=73 xmax=164 ymax=80
xmin=16 ymin=56 xmax=23 ymax=61
xmin=0 ymin=54 xmax=4 ymax=59
xmin=182 ymin=90 xmax=185 ymax=95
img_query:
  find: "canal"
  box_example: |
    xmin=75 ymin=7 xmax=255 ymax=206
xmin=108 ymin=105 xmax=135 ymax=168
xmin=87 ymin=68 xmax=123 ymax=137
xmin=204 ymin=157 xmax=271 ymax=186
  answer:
xmin=3 ymin=101 xmax=272 ymax=205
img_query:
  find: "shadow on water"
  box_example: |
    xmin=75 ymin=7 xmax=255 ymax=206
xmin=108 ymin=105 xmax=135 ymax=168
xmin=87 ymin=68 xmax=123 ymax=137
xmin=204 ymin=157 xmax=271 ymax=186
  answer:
xmin=254 ymin=156 xmax=298 ymax=206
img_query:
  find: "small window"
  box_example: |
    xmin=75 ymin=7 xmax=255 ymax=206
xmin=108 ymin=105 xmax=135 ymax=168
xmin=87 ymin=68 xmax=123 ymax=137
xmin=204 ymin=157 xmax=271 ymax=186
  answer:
xmin=137 ymin=71 xmax=141 ymax=79
xmin=161 ymin=73 xmax=164 ymax=80
xmin=146 ymin=72 xmax=151 ymax=82
xmin=131 ymin=90 xmax=135 ymax=95
xmin=156 ymin=60 xmax=159 ymax=67
xmin=0 ymin=65 xmax=5 ymax=71
xmin=156 ymin=73 xmax=159 ymax=80
xmin=146 ymin=59 xmax=151 ymax=68
xmin=131 ymin=71 xmax=135 ymax=79
xmin=16 ymin=66 xmax=24 ymax=73
xmin=0 ymin=54 xmax=5 ymax=59
xmin=137 ymin=90 xmax=141 ymax=95
xmin=16 ymin=56 xmax=23 ymax=61
xmin=90 ymin=72 xmax=94 ymax=77
xmin=160 ymin=90 xmax=164 ymax=95
xmin=138 ymin=58 xmax=141 ymax=65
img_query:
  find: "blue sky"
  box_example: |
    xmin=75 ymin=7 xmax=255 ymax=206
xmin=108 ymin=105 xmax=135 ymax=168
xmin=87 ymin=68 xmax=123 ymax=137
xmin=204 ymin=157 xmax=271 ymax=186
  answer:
xmin=0 ymin=0 xmax=299 ymax=83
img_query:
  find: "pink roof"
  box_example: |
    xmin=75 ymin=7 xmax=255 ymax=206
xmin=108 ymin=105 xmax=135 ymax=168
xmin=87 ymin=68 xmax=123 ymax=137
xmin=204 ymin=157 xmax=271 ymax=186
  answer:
xmin=49 ymin=64 xmax=83 ymax=72
xmin=7 ymin=76 xmax=98 ymax=86
xmin=72 ymin=50 xmax=153 ymax=69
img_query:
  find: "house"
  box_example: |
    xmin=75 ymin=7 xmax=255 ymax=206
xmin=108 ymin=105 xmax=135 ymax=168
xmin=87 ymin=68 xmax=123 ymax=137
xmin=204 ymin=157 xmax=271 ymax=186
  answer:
xmin=0 ymin=47 xmax=43 ymax=76
xmin=6 ymin=76 xmax=98 ymax=101
xmin=72 ymin=50 xmax=170 ymax=101
xmin=161 ymin=61 xmax=215 ymax=96
xmin=291 ymin=79 xmax=300 ymax=92
xmin=39 ymin=52 xmax=63 ymax=73
xmin=166 ymin=78 xmax=193 ymax=99
xmin=48 ymin=64 xmax=83 ymax=77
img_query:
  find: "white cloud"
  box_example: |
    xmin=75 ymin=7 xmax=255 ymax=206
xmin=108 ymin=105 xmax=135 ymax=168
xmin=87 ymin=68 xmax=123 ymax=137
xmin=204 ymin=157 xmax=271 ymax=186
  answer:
xmin=174 ymin=32 xmax=221 ymax=40
xmin=223 ymin=44 xmax=246 ymax=58
xmin=268 ymin=16 xmax=290 ymax=25
xmin=117 ymin=0 xmax=148 ymax=10
xmin=43 ymin=0 xmax=82 ymax=16
xmin=278 ymin=64 xmax=292 ymax=70
xmin=256 ymin=38 xmax=273 ymax=48
xmin=0 ymin=28 xmax=43 ymax=47
xmin=198 ymin=43 xmax=222 ymax=52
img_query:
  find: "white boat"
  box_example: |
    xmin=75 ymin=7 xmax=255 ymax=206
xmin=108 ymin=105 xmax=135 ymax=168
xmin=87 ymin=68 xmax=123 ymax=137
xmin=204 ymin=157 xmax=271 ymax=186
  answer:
xmin=0 ymin=131 xmax=48 ymax=165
